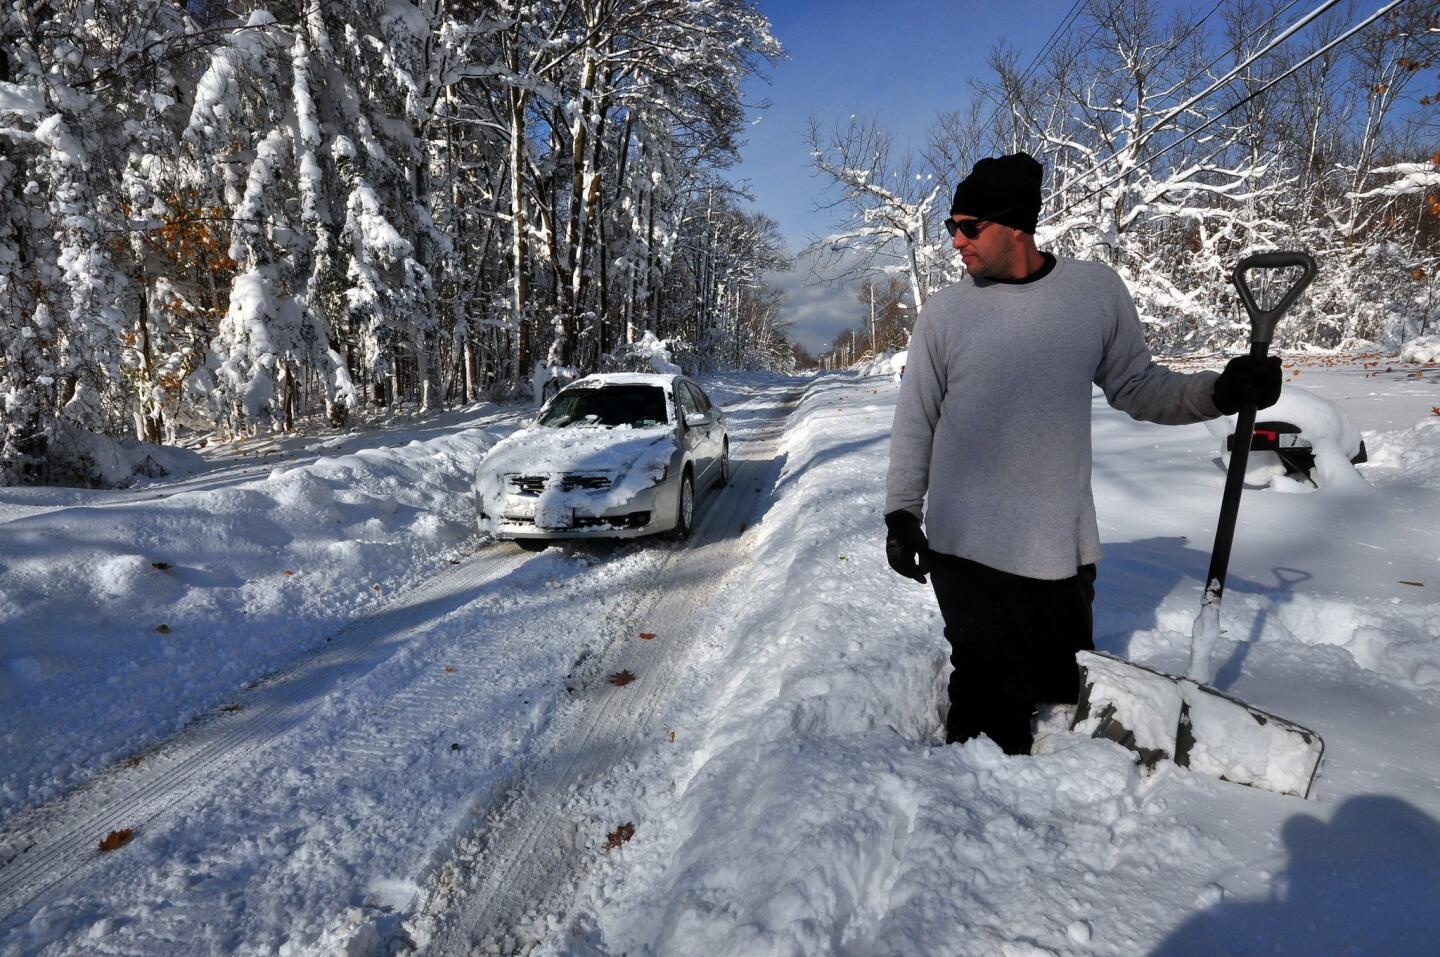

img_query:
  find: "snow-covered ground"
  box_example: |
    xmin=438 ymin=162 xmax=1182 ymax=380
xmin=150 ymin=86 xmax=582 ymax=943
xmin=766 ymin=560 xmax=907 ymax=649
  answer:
xmin=2 ymin=357 xmax=1439 ymax=955
xmin=540 ymin=356 xmax=1440 ymax=956
xmin=0 ymin=403 xmax=527 ymax=814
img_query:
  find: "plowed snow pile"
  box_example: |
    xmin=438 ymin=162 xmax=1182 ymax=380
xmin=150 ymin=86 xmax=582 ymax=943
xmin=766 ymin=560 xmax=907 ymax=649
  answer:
xmin=0 ymin=427 xmax=493 ymax=812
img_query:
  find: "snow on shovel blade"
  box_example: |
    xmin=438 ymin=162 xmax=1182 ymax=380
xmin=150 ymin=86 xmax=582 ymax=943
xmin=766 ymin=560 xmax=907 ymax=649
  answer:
xmin=1073 ymin=651 xmax=1324 ymax=799
xmin=1073 ymin=652 xmax=1183 ymax=768
xmin=1175 ymin=680 xmax=1324 ymax=800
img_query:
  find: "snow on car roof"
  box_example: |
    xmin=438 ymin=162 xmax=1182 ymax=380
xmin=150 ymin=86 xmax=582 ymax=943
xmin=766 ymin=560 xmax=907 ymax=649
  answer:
xmin=568 ymin=373 xmax=682 ymax=388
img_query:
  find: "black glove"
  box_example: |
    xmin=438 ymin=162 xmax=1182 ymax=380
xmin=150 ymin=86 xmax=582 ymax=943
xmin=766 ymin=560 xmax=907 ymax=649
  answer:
xmin=884 ymin=510 xmax=930 ymax=584
xmin=1212 ymin=354 xmax=1282 ymax=415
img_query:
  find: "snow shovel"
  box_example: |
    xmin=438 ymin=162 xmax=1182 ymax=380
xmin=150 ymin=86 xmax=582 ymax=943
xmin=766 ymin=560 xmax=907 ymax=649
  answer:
xmin=1073 ymin=251 xmax=1325 ymax=799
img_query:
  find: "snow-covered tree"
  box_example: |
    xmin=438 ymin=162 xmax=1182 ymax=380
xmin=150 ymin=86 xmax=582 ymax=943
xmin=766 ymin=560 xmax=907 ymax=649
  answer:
xmin=804 ymin=115 xmax=946 ymax=314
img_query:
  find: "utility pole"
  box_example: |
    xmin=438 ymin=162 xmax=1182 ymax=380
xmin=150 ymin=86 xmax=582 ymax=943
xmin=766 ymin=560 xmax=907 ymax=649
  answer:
xmin=869 ymin=281 xmax=876 ymax=358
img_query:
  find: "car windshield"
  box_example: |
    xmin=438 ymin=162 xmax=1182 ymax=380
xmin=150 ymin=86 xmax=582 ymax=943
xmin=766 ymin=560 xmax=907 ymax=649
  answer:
xmin=537 ymin=384 xmax=669 ymax=428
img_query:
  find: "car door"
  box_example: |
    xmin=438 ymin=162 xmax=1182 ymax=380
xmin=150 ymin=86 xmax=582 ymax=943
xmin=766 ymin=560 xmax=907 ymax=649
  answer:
xmin=687 ymin=381 xmax=723 ymax=476
xmin=675 ymin=381 xmax=710 ymax=480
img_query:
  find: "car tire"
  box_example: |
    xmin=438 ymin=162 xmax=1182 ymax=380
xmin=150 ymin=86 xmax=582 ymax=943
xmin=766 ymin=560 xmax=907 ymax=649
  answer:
xmin=717 ymin=440 xmax=731 ymax=487
xmin=669 ymin=470 xmax=695 ymax=540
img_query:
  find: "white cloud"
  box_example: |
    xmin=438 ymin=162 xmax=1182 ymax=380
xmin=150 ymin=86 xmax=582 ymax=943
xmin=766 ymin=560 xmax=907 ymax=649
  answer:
xmin=766 ymin=249 xmax=867 ymax=353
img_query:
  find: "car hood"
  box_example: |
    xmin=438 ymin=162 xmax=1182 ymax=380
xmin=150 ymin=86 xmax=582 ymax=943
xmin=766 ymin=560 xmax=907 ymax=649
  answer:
xmin=481 ymin=424 xmax=676 ymax=477
xmin=476 ymin=424 xmax=679 ymax=519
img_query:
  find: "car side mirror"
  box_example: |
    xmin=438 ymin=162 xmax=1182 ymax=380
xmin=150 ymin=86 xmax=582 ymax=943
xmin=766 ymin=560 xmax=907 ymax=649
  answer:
xmin=684 ymin=412 xmax=707 ymax=428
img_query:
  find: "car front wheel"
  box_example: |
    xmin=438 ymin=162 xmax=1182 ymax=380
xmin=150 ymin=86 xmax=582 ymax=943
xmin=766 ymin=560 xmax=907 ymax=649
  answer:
xmin=669 ymin=470 xmax=694 ymax=540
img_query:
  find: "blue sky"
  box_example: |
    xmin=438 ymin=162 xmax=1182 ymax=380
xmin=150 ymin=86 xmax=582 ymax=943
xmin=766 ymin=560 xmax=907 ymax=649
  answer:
xmin=730 ymin=0 xmax=1069 ymax=351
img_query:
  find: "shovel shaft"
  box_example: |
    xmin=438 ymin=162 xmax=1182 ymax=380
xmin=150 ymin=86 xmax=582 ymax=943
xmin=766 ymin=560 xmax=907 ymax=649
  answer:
xmin=1201 ymin=251 xmax=1314 ymax=607
xmin=1202 ymin=340 xmax=1269 ymax=603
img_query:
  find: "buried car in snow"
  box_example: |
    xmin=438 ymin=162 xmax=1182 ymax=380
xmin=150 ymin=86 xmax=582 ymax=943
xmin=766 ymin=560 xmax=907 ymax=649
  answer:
xmin=475 ymin=373 xmax=729 ymax=543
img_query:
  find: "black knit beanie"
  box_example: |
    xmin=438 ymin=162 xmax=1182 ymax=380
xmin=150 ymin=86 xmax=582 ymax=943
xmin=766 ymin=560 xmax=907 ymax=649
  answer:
xmin=949 ymin=152 xmax=1044 ymax=233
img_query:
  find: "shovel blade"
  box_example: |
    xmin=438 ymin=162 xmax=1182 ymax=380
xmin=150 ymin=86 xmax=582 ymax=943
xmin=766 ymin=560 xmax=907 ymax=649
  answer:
xmin=1074 ymin=652 xmax=1324 ymax=799
xmin=1176 ymin=679 xmax=1324 ymax=799
xmin=1073 ymin=651 xmax=1183 ymax=767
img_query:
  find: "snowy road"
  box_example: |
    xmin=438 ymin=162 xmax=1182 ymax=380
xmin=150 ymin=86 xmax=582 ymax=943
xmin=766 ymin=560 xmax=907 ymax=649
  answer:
xmin=417 ymin=388 xmax=797 ymax=953
xmin=0 ymin=547 xmax=532 ymax=917
xmin=0 ymin=380 xmax=801 ymax=954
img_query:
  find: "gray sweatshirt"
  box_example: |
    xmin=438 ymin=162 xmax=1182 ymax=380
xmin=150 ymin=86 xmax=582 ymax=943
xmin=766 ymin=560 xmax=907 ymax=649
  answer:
xmin=884 ymin=256 xmax=1221 ymax=580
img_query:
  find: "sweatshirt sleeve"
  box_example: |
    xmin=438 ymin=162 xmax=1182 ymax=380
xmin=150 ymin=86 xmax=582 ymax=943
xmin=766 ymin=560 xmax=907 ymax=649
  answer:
xmin=885 ymin=305 xmax=947 ymax=520
xmin=1094 ymin=275 xmax=1221 ymax=425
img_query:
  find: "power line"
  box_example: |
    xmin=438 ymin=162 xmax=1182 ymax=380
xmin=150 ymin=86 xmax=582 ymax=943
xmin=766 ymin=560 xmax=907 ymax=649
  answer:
xmin=994 ymin=0 xmax=1302 ymax=165
xmin=971 ymin=0 xmax=1086 ymax=147
xmin=1046 ymin=0 xmax=1346 ymax=210
xmin=1043 ymin=0 xmax=1409 ymax=229
xmin=1016 ymin=0 xmax=1086 ymax=90
xmin=1196 ymin=0 xmax=1307 ymax=78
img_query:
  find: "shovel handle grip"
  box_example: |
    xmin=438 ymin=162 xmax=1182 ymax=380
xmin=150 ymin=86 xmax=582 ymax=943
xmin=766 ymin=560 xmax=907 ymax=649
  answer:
xmin=1232 ymin=251 xmax=1317 ymax=346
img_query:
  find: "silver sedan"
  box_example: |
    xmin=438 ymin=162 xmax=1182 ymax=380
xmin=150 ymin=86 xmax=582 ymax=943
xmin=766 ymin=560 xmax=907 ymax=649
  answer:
xmin=475 ymin=373 xmax=729 ymax=545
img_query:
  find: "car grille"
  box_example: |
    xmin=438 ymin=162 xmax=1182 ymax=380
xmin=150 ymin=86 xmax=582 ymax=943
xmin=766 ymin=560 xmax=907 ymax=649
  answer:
xmin=561 ymin=473 xmax=611 ymax=492
xmin=508 ymin=475 xmax=547 ymax=495
xmin=507 ymin=472 xmax=613 ymax=496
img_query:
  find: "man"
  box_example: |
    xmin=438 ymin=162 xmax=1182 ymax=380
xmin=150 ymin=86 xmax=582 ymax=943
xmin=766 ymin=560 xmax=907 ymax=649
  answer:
xmin=884 ymin=152 xmax=1280 ymax=755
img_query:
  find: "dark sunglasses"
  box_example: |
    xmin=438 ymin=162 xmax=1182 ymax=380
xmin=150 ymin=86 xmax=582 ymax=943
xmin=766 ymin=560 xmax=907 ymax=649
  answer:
xmin=944 ymin=214 xmax=1008 ymax=240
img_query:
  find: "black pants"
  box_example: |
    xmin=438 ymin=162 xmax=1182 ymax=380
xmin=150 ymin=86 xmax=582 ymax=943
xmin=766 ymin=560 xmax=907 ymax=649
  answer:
xmin=928 ymin=552 xmax=1097 ymax=755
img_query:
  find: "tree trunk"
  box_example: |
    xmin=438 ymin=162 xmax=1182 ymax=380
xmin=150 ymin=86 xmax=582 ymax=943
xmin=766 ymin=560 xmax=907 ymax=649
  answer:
xmin=136 ymin=275 xmax=162 ymax=444
xmin=508 ymin=77 xmax=530 ymax=387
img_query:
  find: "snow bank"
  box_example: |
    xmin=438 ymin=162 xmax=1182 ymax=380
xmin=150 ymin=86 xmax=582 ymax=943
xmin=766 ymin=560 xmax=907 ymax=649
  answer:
xmin=38 ymin=423 xmax=206 ymax=488
xmin=891 ymin=348 xmax=908 ymax=378
xmin=1364 ymin=415 xmax=1440 ymax=489
xmin=853 ymin=349 xmax=902 ymax=378
xmin=0 ymin=427 xmax=493 ymax=813
xmin=1400 ymin=335 xmax=1440 ymax=364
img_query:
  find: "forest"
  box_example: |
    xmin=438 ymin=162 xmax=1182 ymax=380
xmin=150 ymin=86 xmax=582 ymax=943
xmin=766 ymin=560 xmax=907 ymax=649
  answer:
xmin=0 ymin=0 xmax=787 ymax=482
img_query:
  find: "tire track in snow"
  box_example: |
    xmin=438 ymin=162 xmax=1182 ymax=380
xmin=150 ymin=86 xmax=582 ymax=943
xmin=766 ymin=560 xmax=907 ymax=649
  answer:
xmin=416 ymin=390 xmax=800 ymax=955
xmin=0 ymin=546 xmax=529 ymax=922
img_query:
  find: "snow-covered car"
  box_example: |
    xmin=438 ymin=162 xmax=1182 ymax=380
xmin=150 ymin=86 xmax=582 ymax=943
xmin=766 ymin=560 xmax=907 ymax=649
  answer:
xmin=1204 ymin=384 xmax=1368 ymax=490
xmin=475 ymin=373 xmax=729 ymax=544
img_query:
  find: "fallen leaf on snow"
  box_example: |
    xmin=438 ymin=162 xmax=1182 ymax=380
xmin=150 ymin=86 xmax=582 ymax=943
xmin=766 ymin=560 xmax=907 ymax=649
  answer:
xmin=372 ymin=584 xmax=382 ymax=592
xmin=605 ymin=822 xmax=635 ymax=850
xmin=638 ymin=632 xmax=656 ymax=641
xmin=155 ymin=624 xmax=171 ymax=635
xmin=98 ymin=829 xmax=134 ymax=853
xmin=444 ymin=666 xmax=456 ymax=673
xmin=608 ymin=670 xmax=637 ymax=687
xmin=282 ymin=569 xmax=295 ymax=577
